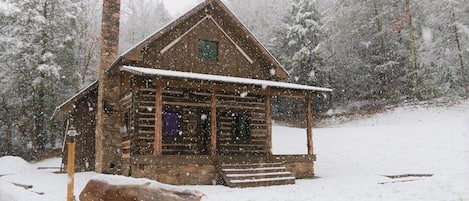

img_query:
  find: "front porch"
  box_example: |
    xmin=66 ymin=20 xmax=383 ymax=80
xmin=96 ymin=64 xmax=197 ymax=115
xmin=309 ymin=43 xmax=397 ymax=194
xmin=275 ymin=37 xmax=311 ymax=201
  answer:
xmin=117 ymin=66 xmax=323 ymax=187
xmin=130 ymin=154 xmax=315 ymax=186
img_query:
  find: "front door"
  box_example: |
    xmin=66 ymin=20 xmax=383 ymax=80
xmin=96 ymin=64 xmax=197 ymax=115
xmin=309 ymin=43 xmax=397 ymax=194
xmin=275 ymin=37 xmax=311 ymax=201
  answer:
xmin=199 ymin=112 xmax=211 ymax=154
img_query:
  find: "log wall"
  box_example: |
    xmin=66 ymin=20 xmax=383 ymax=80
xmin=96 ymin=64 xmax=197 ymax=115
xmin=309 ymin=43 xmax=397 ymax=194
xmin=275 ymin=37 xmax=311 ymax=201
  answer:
xmin=131 ymin=77 xmax=269 ymax=156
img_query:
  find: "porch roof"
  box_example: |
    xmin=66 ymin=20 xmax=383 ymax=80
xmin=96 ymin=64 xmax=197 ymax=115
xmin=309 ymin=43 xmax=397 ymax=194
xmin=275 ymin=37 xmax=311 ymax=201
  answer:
xmin=121 ymin=66 xmax=333 ymax=93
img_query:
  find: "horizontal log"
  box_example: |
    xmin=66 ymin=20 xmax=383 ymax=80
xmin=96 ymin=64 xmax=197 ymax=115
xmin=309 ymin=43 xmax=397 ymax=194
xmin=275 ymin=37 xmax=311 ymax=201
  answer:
xmin=137 ymin=130 xmax=155 ymax=134
xmin=122 ymin=153 xmax=130 ymax=159
xmin=131 ymin=154 xmax=316 ymax=165
xmin=250 ymin=123 xmax=266 ymax=127
xmin=218 ymin=150 xmax=268 ymax=154
xmin=220 ymin=144 xmax=266 ymax=148
xmin=138 ymin=100 xmax=156 ymax=105
xmin=138 ymin=112 xmax=155 ymax=116
xmin=122 ymin=140 xmax=131 ymax=149
xmin=192 ymin=91 xmax=260 ymax=100
xmin=139 ymin=118 xmax=155 ymax=121
xmin=138 ymin=124 xmax=154 ymax=128
xmin=133 ymin=136 xmax=154 ymax=140
xmin=162 ymin=143 xmax=197 ymax=147
xmin=218 ymin=139 xmax=232 ymax=143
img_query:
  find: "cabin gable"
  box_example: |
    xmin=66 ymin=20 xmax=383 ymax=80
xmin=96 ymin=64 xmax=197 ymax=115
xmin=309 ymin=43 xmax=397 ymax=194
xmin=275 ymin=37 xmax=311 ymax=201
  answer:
xmin=122 ymin=0 xmax=287 ymax=80
xmin=143 ymin=17 xmax=273 ymax=79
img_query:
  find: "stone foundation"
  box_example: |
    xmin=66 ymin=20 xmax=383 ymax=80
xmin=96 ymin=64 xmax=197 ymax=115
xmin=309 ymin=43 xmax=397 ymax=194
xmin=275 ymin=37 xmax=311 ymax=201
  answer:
xmin=130 ymin=155 xmax=315 ymax=185
xmin=132 ymin=164 xmax=217 ymax=185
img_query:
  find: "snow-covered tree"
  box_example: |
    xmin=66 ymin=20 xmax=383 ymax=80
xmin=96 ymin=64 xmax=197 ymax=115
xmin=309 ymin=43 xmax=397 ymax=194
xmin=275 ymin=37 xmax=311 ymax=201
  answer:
xmin=226 ymin=0 xmax=292 ymax=49
xmin=120 ymin=0 xmax=171 ymax=52
xmin=413 ymin=0 xmax=469 ymax=98
xmin=270 ymin=0 xmax=328 ymax=120
xmin=76 ymin=0 xmax=103 ymax=84
xmin=317 ymin=0 xmax=411 ymax=109
xmin=279 ymin=0 xmax=324 ymax=86
xmin=0 ymin=0 xmax=82 ymax=156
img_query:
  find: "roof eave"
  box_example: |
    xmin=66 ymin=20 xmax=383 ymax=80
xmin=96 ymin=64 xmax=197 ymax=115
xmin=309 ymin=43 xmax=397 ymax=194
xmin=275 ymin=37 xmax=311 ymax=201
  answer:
xmin=51 ymin=81 xmax=98 ymax=121
xmin=121 ymin=65 xmax=332 ymax=93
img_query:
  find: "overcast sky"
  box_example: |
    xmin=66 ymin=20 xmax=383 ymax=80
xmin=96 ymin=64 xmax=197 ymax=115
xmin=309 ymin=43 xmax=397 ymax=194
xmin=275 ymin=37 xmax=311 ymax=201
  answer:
xmin=163 ymin=0 xmax=203 ymax=16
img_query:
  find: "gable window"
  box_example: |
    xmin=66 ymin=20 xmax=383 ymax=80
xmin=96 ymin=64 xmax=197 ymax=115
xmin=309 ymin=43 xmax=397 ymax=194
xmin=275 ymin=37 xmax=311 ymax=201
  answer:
xmin=198 ymin=39 xmax=218 ymax=62
xmin=163 ymin=111 xmax=181 ymax=136
xmin=233 ymin=113 xmax=250 ymax=141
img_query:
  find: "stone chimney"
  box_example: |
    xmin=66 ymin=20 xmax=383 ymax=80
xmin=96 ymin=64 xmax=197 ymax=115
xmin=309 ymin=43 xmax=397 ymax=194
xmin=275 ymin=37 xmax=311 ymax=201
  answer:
xmin=95 ymin=0 xmax=121 ymax=173
xmin=99 ymin=0 xmax=120 ymax=69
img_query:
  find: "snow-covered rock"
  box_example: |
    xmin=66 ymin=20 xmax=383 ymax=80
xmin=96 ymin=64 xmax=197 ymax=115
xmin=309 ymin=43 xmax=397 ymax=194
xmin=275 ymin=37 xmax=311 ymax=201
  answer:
xmin=0 ymin=156 xmax=33 ymax=176
xmin=80 ymin=175 xmax=204 ymax=201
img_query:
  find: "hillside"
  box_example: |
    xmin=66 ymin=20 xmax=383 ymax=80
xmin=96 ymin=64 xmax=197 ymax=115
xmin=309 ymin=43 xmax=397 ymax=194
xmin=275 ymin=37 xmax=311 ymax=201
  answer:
xmin=0 ymin=100 xmax=468 ymax=201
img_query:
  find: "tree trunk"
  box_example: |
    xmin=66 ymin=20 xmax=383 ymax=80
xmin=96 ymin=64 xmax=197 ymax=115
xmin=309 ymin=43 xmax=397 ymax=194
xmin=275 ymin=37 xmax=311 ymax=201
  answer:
xmin=406 ymin=0 xmax=418 ymax=99
xmin=33 ymin=81 xmax=47 ymax=152
xmin=450 ymin=6 xmax=468 ymax=96
xmin=373 ymin=1 xmax=385 ymax=58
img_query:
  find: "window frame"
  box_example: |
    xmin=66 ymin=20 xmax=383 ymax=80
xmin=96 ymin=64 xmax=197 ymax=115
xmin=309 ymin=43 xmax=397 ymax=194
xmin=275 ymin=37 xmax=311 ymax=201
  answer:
xmin=198 ymin=39 xmax=218 ymax=62
xmin=232 ymin=112 xmax=250 ymax=141
xmin=162 ymin=111 xmax=182 ymax=137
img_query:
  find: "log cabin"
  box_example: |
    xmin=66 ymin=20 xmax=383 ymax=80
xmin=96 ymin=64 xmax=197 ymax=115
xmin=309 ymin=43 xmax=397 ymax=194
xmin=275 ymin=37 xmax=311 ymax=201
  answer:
xmin=52 ymin=0 xmax=332 ymax=187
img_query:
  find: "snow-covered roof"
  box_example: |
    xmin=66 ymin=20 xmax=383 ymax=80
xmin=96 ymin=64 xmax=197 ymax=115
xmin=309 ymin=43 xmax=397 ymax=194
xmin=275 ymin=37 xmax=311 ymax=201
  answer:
xmin=51 ymin=81 xmax=98 ymax=120
xmin=121 ymin=66 xmax=332 ymax=92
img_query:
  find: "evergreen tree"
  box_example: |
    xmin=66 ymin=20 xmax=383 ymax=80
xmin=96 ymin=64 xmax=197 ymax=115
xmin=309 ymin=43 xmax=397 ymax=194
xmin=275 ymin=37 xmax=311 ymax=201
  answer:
xmin=0 ymin=0 xmax=82 ymax=156
xmin=281 ymin=0 xmax=323 ymax=86
xmin=414 ymin=0 xmax=469 ymax=98
xmin=271 ymin=0 xmax=328 ymax=120
xmin=318 ymin=0 xmax=410 ymax=109
xmin=226 ymin=0 xmax=292 ymax=49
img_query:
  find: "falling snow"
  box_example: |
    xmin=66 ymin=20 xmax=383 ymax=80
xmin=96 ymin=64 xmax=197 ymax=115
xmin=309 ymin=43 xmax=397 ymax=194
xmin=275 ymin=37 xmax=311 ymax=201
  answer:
xmin=0 ymin=101 xmax=468 ymax=200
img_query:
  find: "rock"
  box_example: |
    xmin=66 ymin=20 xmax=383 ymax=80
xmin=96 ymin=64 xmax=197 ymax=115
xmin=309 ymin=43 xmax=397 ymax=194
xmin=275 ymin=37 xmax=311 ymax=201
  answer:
xmin=79 ymin=175 xmax=204 ymax=201
xmin=0 ymin=156 xmax=33 ymax=175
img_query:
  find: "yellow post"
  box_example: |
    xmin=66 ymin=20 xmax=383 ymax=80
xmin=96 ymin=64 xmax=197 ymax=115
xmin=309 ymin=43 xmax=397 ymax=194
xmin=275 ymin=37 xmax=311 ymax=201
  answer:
xmin=66 ymin=125 xmax=78 ymax=201
xmin=67 ymin=140 xmax=75 ymax=201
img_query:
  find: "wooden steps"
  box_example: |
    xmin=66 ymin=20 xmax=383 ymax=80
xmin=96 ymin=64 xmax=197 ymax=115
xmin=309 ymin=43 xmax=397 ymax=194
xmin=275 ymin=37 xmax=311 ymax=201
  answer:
xmin=220 ymin=162 xmax=295 ymax=188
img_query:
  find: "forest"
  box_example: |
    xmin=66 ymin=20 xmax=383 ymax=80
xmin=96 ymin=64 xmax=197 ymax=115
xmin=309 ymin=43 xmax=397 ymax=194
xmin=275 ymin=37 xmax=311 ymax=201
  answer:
xmin=0 ymin=0 xmax=468 ymax=157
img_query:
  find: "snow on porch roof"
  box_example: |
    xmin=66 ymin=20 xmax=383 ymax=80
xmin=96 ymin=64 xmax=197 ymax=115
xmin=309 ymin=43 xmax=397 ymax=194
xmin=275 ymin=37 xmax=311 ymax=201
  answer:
xmin=121 ymin=66 xmax=333 ymax=92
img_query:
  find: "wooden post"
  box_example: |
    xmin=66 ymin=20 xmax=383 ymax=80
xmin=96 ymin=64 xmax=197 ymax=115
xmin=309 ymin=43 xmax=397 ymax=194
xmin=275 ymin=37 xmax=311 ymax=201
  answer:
xmin=66 ymin=137 xmax=75 ymax=201
xmin=154 ymin=83 xmax=163 ymax=156
xmin=306 ymin=95 xmax=314 ymax=155
xmin=265 ymin=95 xmax=272 ymax=155
xmin=210 ymin=91 xmax=217 ymax=155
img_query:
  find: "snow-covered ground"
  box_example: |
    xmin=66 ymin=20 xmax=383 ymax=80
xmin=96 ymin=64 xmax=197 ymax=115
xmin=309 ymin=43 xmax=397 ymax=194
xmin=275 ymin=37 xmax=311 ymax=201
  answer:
xmin=1 ymin=100 xmax=468 ymax=201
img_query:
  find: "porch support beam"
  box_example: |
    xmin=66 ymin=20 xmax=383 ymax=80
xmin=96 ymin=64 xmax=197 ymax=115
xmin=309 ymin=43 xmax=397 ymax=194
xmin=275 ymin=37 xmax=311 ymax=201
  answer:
xmin=306 ymin=94 xmax=313 ymax=155
xmin=154 ymin=82 xmax=163 ymax=156
xmin=153 ymin=79 xmax=310 ymax=98
xmin=265 ymin=94 xmax=272 ymax=155
xmin=210 ymin=91 xmax=217 ymax=155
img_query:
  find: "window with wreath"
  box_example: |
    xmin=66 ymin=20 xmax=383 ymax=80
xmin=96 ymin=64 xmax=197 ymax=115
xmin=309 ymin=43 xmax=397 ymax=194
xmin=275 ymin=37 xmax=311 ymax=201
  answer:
xmin=233 ymin=113 xmax=250 ymax=141
xmin=198 ymin=39 xmax=218 ymax=62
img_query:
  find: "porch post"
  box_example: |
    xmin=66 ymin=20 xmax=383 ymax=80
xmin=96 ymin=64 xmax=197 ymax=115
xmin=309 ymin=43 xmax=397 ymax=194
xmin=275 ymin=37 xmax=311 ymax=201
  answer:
xmin=154 ymin=82 xmax=163 ymax=156
xmin=306 ymin=94 xmax=313 ymax=155
xmin=265 ymin=94 xmax=272 ymax=155
xmin=210 ymin=91 xmax=217 ymax=155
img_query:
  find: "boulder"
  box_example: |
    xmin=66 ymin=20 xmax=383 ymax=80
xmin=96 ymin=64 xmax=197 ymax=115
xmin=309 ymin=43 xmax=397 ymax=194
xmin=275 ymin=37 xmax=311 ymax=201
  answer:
xmin=79 ymin=175 xmax=204 ymax=201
